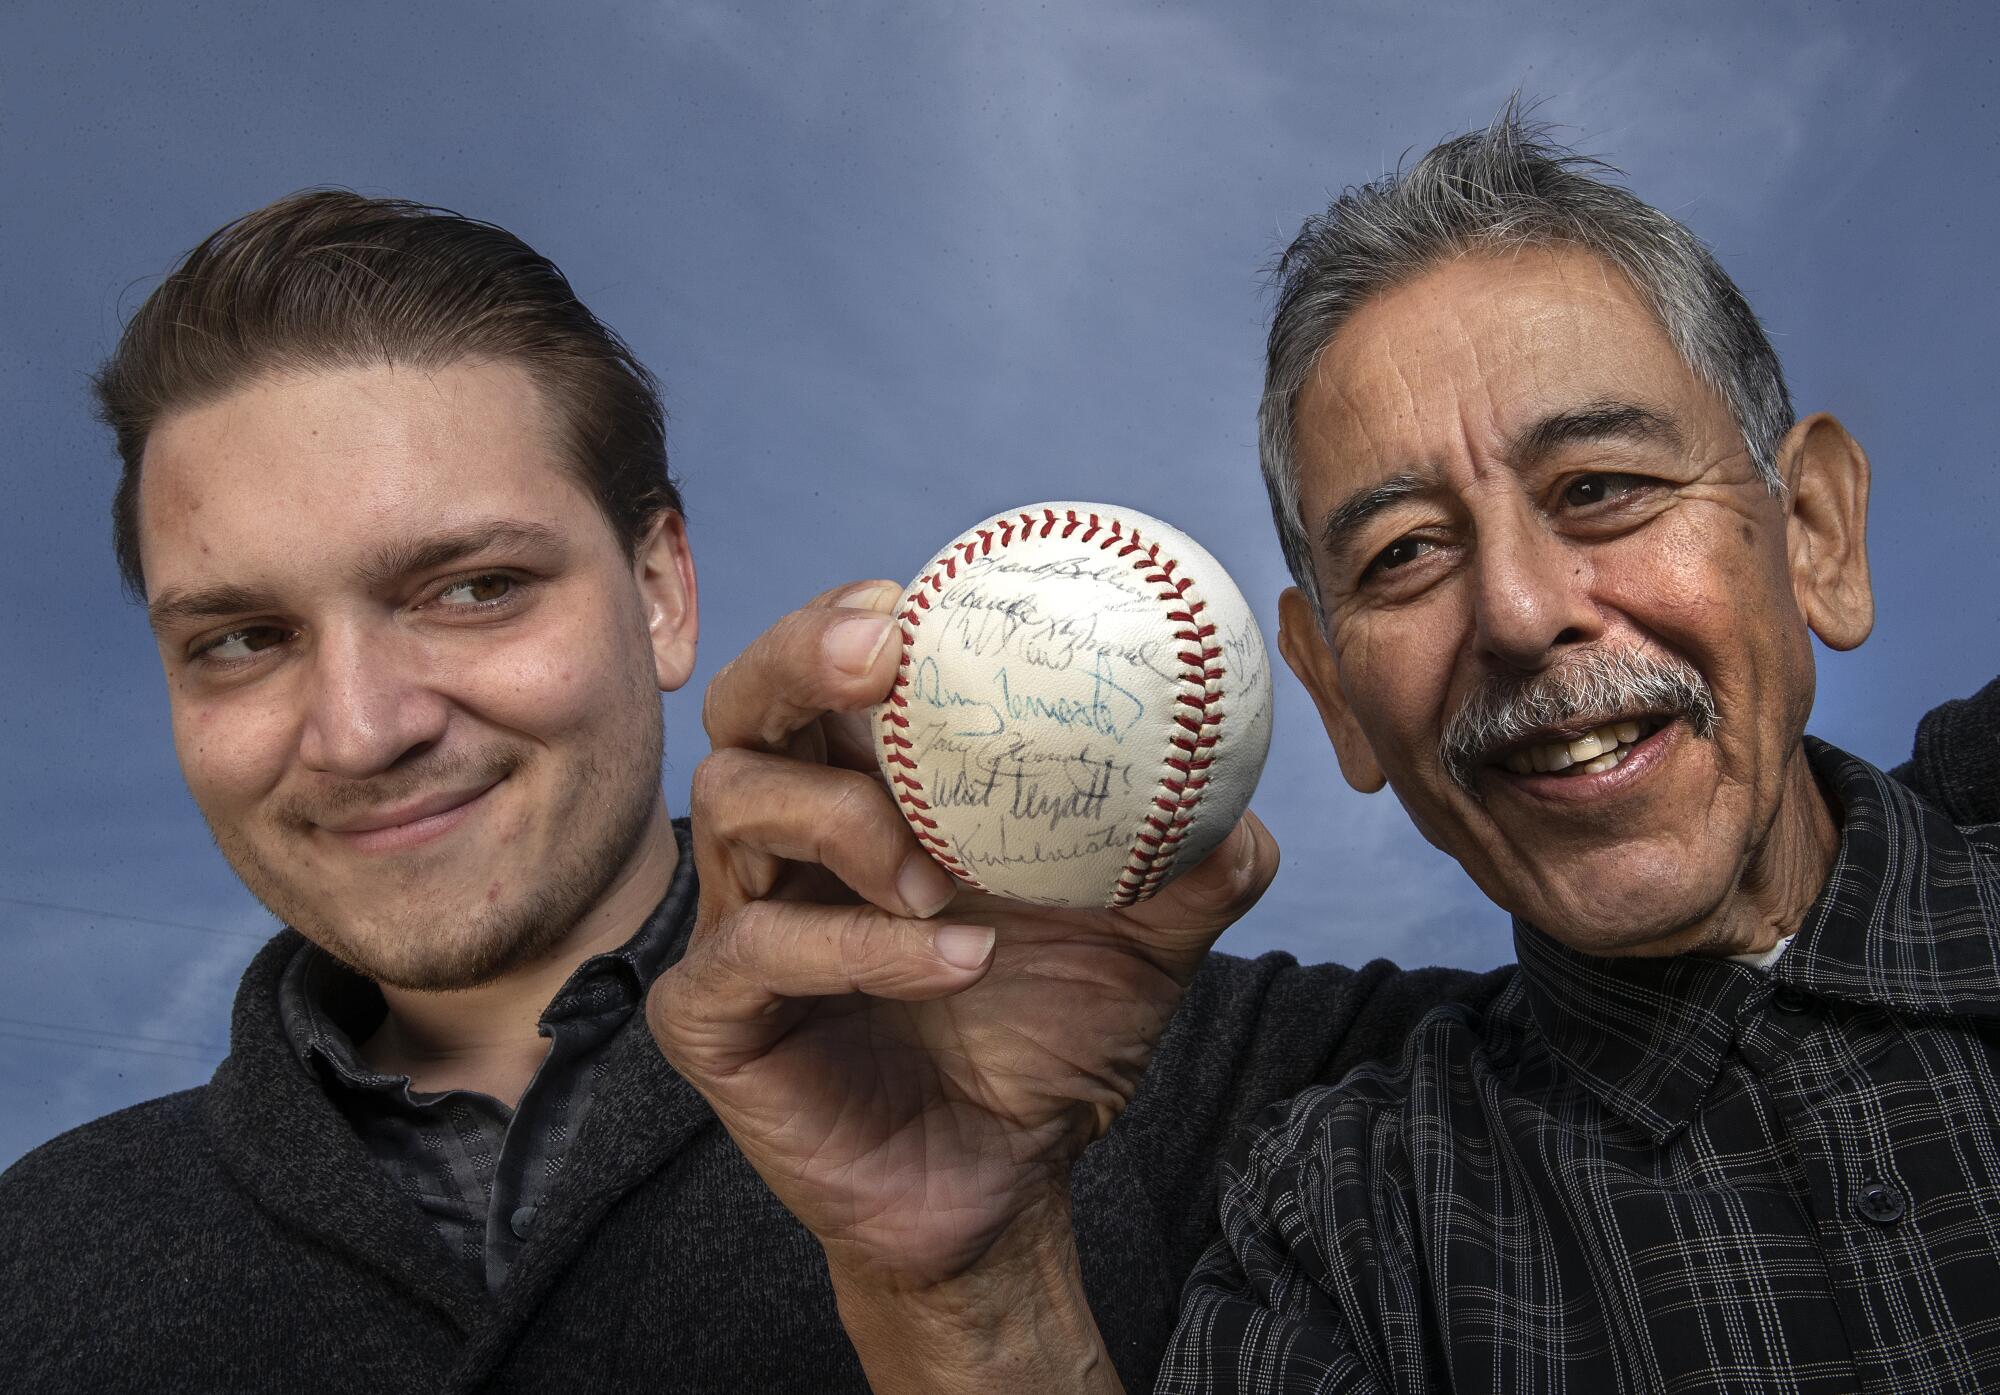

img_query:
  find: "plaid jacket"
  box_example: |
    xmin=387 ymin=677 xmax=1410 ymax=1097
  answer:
xmin=1161 ymin=741 xmax=2000 ymax=1394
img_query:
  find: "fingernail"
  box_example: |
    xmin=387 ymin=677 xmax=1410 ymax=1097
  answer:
xmin=836 ymin=580 xmax=902 ymax=612
xmin=933 ymin=924 xmax=995 ymax=971
xmin=825 ymin=615 xmax=896 ymax=674
xmin=898 ymin=850 xmax=956 ymax=918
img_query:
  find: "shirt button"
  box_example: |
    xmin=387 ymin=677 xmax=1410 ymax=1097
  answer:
xmin=510 ymin=1205 xmax=538 ymax=1240
xmin=1855 ymin=1179 xmax=1906 ymax=1225
xmin=1770 ymin=986 xmax=1814 ymax=1016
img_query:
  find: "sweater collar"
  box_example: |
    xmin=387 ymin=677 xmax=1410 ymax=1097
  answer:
xmin=202 ymin=820 xmax=714 ymax=1343
xmin=276 ymin=829 xmax=694 ymax=1101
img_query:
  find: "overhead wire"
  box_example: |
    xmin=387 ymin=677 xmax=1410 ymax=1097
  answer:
xmin=0 ymin=895 xmax=273 ymax=943
xmin=0 ymin=1012 xmax=222 ymax=1054
xmin=0 ymin=903 xmax=257 ymax=1072
xmin=0 ymin=1027 xmax=215 ymax=1065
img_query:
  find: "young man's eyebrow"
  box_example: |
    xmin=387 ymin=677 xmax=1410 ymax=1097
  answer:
xmin=1510 ymin=399 xmax=1684 ymax=468
xmin=145 ymin=521 xmax=568 ymax=635
xmin=146 ymin=583 xmax=281 ymax=635
xmin=354 ymin=520 xmax=567 ymax=592
xmin=1316 ymin=471 xmax=1432 ymax=568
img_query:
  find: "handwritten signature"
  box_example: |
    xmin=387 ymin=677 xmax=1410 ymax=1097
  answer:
xmin=911 ymin=657 xmax=1005 ymax=735
xmin=932 ymin=555 xmax=1170 ymax=676
xmin=911 ymin=653 xmax=1146 ymax=743
xmin=955 ymin=817 xmax=1127 ymax=876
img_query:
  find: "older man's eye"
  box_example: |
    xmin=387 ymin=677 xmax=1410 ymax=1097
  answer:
xmin=435 ymin=574 xmax=516 ymax=606
xmin=1561 ymin=473 xmax=1645 ymax=508
xmin=1366 ymin=537 xmax=1434 ymax=576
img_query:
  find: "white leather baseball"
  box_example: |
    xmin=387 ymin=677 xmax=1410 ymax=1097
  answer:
xmin=873 ymin=502 xmax=1273 ymax=908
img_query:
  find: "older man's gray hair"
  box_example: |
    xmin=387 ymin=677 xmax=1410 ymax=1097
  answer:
xmin=1262 ymin=105 xmax=1795 ymax=622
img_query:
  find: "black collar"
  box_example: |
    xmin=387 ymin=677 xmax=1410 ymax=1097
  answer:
xmin=279 ymin=820 xmax=698 ymax=1097
xmin=200 ymin=819 xmax=713 ymax=1339
xmin=1515 ymin=740 xmax=2000 ymax=1145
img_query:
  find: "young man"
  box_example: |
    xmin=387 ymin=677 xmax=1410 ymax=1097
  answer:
xmin=2 ymin=191 xmax=1489 ymax=1393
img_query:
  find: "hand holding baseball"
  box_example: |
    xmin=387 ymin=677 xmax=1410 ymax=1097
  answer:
xmin=645 ymin=561 xmax=1277 ymax=1391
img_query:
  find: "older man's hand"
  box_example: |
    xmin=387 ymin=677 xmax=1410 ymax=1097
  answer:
xmin=645 ymin=579 xmax=1277 ymax=1392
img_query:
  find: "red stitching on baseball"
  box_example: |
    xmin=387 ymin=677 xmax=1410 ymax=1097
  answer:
xmin=879 ymin=508 xmax=1228 ymax=907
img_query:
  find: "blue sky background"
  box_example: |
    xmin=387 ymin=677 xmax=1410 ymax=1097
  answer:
xmin=3 ymin=0 xmax=1996 ymax=1168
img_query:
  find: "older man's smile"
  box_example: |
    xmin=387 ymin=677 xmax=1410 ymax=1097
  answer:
xmin=1484 ymin=713 xmax=1687 ymax=806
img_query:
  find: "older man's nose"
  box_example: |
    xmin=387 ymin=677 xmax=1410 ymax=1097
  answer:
xmin=296 ymin=626 xmax=450 ymax=778
xmin=1469 ymin=516 xmax=1603 ymax=672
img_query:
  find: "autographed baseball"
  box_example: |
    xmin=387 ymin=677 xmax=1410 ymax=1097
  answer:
xmin=873 ymin=502 xmax=1273 ymax=908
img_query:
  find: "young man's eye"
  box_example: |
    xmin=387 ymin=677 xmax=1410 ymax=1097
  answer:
xmin=195 ymin=626 xmax=288 ymax=662
xmin=435 ymin=574 xmax=516 ymax=606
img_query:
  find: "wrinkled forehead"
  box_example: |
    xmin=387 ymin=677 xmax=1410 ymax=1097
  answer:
xmin=135 ymin=360 xmax=592 ymax=599
xmin=1294 ymin=246 xmax=1712 ymax=499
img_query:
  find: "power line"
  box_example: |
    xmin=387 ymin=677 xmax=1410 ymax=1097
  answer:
xmin=0 ymin=1027 xmax=215 ymax=1066
xmin=0 ymin=1013 xmax=221 ymax=1055
xmin=0 ymin=895 xmax=273 ymax=944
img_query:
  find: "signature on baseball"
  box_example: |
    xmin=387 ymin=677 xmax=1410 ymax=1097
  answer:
xmin=929 ymin=555 xmax=1179 ymax=679
xmin=877 ymin=503 xmax=1273 ymax=906
xmin=910 ymin=652 xmax=1147 ymax=744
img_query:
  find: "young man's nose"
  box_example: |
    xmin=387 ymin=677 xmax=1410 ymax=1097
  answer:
xmin=295 ymin=624 xmax=451 ymax=777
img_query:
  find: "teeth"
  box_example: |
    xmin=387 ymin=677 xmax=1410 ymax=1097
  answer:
xmin=1502 ymin=719 xmax=1654 ymax=779
xmin=1568 ymin=731 xmax=1611 ymax=762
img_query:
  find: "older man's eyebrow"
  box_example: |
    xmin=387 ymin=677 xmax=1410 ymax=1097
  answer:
xmin=1511 ymin=399 xmax=1683 ymax=468
xmin=1317 ymin=471 xmax=1432 ymax=566
xmin=145 ymin=521 xmax=568 ymax=636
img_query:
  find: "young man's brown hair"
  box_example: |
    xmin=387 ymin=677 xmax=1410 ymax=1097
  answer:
xmin=95 ymin=189 xmax=682 ymax=599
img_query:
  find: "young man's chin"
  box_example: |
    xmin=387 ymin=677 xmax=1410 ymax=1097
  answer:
xmin=319 ymin=912 xmax=564 ymax=992
xmin=252 ymin=875 xmax=550 ymax=988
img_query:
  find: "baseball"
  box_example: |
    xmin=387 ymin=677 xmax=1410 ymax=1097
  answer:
xmin=873 ymin=502 xmax=1274 ymax=908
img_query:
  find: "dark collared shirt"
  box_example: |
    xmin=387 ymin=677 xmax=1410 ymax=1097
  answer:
xmin=1160 ymin=743 xmax=2000 ymax=1393
xmin=279 ymin=820 xmax=697 ymax=1296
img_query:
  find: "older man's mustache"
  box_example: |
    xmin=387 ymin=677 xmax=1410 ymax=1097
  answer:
xmin=1439 ymin=646 xmax=1718 ymax=791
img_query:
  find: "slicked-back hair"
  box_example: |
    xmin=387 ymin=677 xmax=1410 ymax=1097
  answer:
xmin=96 ymin=189 xmax=682 ymax=600
xmin=1261 ymin=105 xmax=1793 ymax=621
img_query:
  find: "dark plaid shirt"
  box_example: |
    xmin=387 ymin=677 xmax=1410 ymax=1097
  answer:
xmin=1160 ymin=743 xmax=2000 ymax=1394
xmin=279 ymin=821 xmax=696 ymax=1296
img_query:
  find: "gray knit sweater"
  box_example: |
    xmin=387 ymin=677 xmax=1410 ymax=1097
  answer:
xmin=2 ymin=679 xmax=1992 ymax=1393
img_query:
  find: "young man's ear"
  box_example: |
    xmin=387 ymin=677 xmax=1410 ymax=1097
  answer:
xmin=1277 ymin=586 xmax=1385 ymax=793
xmin=635 ymin=510 xmax=700 ymax=691
xmin=1775 ymin=412 xmax=1873 ymax=653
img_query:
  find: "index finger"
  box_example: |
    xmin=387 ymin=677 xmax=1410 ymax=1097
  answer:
xmin=701 ymin=579 xmax=906 ymax=753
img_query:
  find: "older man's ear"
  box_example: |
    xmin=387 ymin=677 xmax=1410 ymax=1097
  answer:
xmin=1278 ymin=585 xmax=1388 ymax=794
xmin=1780 ymin=412 xmax=1874 ymax=653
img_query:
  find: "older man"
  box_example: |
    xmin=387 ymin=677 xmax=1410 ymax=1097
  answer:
xmin=1159 ymin=118 xmax=2000 ymax=1390
xmin=658 ymin=115 xmax=2000 ymax=1393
